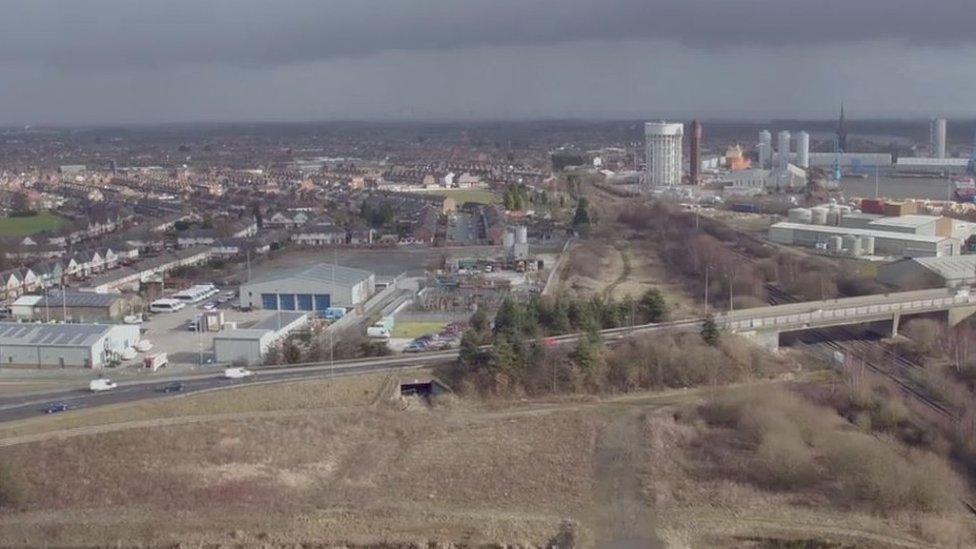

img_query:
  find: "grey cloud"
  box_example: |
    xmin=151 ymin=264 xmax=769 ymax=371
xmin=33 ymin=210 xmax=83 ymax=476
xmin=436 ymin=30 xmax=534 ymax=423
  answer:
xmin=0 ymin=0 xmax=971 ymax=70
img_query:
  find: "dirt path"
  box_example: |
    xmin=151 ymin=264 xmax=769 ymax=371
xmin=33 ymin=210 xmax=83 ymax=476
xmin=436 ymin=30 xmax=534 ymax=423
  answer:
xmin=592 ymin=408 xmax=664 ymax=548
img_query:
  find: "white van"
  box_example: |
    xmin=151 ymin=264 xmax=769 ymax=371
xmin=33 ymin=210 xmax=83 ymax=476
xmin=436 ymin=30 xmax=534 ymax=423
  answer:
xmin=89 ymin=379 xmax=117 ymax=392
xmin=149 ymin=298 xmax=185 ymax=313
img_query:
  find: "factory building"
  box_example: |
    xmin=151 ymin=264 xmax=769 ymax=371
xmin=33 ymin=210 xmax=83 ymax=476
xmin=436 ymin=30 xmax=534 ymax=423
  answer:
xmin=758 ymin=130 xmax=772 ymax=169
xmin=796 ymin=131 xmax=810 ymax=169
xmin=644 ymin=122 xmax=684 ymax=186
xmin=214 ymin=311 xmax=309 ymax=366
xmin=10 ymin=291 xmax=129 ymax=322
xmin=776 ymin=130 xmax=791 ymax=171
xmin=931 ymin=118 xmax=947 ymax=159
xmin=0 ymin=322 xmax=140 ymax=368
xmin=877 ymin=256 xmax=976 ymax=290
xmin=772 ymin=152 xmax=892 ymax=169
xmin=239 ymin=263 xmax=375 ymax=311
xmin=769 ymin=221 xmax=959 ymax=258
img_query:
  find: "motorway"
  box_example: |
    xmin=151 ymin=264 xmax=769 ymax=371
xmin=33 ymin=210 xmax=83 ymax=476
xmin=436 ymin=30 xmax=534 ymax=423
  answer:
xmin=3 ymin=285 xmax=971 ymax=426
xmin=0 ymin=319 xmax=704 ymax=424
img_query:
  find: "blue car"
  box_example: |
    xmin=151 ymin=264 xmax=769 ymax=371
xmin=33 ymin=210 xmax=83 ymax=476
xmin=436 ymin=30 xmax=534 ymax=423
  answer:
xmin=160 ymin=382 xmax=184 ymax=393
xmin=44 ymin=402 xmax=69 ymax=414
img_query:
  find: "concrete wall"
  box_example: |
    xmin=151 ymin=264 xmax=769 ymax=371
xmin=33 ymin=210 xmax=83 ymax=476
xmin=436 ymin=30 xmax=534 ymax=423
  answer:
xmin=214 ymin=335 xmax=270 ymax=366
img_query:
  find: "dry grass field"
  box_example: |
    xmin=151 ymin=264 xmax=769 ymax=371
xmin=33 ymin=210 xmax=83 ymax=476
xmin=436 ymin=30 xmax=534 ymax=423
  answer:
xmin=0 ymin=374 xmax=969 ymax=546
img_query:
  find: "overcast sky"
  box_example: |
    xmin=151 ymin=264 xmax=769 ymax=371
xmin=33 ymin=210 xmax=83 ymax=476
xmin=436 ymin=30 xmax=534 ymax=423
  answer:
xmin=0 ymin=0 xmax=972 ymax=125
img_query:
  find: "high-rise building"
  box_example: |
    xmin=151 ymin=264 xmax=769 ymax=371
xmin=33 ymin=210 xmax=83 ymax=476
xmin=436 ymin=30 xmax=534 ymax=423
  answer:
xmin=777 ymin=130 xmax=791 ymax=171
xmin=758 ymin=130 xmax=772 ymax=169
xmin=689 ymin=120 xmax=702 ymax=185
xmin=931 ymin=118 xmax=947 ymax=159
xmin=644 ymin=122 xmax=684 ymax=186
xmin=796 ymin=131 xmax=810 ymax=169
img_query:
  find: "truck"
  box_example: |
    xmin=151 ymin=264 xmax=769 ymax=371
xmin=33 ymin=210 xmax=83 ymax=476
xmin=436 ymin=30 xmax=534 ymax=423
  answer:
xmin=143 ymin=353 xmax=168 ymax=372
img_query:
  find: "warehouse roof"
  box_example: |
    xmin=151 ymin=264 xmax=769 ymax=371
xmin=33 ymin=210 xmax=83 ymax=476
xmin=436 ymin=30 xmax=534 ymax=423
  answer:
xmin=0 ymin=322 xmax=114 ymax=347
xmin=896 ymin=255 xmax=976 ymax=281
xmin=867 ymin=215 xmax=943 ymax=229
xmin=771 ymin=222 xmax=953 ymax=243
xmin=252 ymin=311 xmax=308 ymax=331
xmin=34 ymin=291 xmax=122 ymax=309
xmin=247 ymin=263 xmax=372 ymax=288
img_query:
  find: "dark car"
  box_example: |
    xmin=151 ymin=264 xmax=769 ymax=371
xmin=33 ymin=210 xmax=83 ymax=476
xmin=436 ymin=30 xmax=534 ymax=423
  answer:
xmin=160 ymin=382 xmax=184 ymax=393
xmin=44 ymin=401 xmax=69 ymax=414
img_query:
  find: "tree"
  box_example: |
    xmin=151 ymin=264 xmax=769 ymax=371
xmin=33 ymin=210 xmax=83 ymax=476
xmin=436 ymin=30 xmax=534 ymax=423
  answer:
xmin=700 ymin=314 xmax=720 ymax=346
xmin=470 ymin=308 xmax=489 ymax=333
xmin=571 ymin=197 xmax=591 ymax=231
xmin=638 ymin=289 xmax=667 ymax=323
xmin=10 ymin=192 xmax=31 ymax=216
xmin=492 ymin=298 xmax=524 ymax=338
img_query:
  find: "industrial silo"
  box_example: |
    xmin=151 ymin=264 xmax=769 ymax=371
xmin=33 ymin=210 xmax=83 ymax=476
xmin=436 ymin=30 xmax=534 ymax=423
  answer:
xmin=860 ymin=235 xmax=875 ymax=255
xmin=516 ymin=226 xmax=528 ymax=244
xmin=827 ymin=236 xmax=843 ymax=252
xmin=503 ymin=229 xmax=515 ymax=250
xmin=787 ymin=208 xmax=812 ymax=223
xmin=810 ymin=207 xmax=829 ymax=225
xmin=826 ymin=210 xmax=840 ymax=226
xmin=843 ymin=234 xmax=860 ymax=255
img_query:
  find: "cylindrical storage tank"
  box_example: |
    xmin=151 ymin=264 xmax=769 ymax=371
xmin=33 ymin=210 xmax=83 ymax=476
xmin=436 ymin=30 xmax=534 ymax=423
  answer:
xmin=860 ymin=235 xmax=875 ymax=255
xmin=827 ymin=236 xmax=843 ymax=252
xmin=503 ymin=230 xmax=515 ymax=250
xmin=826 ymin=211 xmax=840 ymax=226
xmin=516 ymin=226 xmax=528 ymax=244
xmin=842 ymin=234 xmax=860 ymax=255
xmin=787 ymin=207 xmax=812 ymax=223
xmin=810 ymin=207 xmax=829 ymax=225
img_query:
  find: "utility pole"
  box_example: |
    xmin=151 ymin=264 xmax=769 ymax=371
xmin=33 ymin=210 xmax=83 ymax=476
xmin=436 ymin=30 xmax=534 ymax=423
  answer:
xmin=703 ymin=265 xmax=710 ymax=313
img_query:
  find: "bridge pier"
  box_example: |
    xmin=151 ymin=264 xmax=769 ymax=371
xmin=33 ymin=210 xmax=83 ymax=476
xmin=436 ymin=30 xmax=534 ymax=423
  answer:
xmin=949 ymin=305 xmax=976 ymax=328
xmin=741 ymin=329 xmax=780 ymax=351
xmin=891 ymin=313 xmax=900 ymax=338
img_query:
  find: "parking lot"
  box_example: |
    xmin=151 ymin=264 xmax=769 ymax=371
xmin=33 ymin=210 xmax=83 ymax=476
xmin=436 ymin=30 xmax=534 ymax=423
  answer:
xmin=139 ymin=301 xmax=268 ymax=368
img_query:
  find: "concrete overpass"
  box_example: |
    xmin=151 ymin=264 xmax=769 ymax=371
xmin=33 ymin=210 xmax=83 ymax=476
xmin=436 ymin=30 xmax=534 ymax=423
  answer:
xmin=720 ymin=287 xmax=976 ymax=348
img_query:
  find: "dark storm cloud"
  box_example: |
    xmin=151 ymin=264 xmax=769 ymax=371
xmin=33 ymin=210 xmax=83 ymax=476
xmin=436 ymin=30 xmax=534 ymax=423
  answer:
xmin=0 ymin=0 xmax=970 ymax=69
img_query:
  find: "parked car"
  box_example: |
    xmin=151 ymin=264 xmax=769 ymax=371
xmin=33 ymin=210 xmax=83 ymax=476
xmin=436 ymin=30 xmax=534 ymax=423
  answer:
xmin=404 ymin=342 xmax=427 ymax=353
xmin=89 ymin=378 xmax=117 ymax=392
xmin=160 ymin=381 xmax=184 ymax=393
xmin=202 ymin=302 xmax=216 ymax=311
xmin=44 ymin=401 xmax=69 ymax=414
xmin=223 ymin=367 xmax=253 ymax=379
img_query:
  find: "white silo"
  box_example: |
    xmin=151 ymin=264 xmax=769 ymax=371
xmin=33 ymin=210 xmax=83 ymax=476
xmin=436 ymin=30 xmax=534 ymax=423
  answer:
xmin=827 ymin=236 xmax=843 ymax=252
xmin=810 ymin=206 xmax=829 ymax=225
xmin=503 ymin=229 xmax=515 ymax=250
xmin=826 ymin=211 xmax=840 ymax=226
xmin=777 ymin=130 xmax=791 ymax=170
xmin=796 ymin=131 xmax=810 ymax=168
xmin=787 ymin=207 xmax=812 ymax=223
xmin=759 ymin=130 xmax=773 ymax=169
xmin=844 ymin=234 xmax=861 ymax=256
xmin=860 ymin=235 xmax=875 ymax=255
xmin=516 ymin=226 xmax=528 ymax=244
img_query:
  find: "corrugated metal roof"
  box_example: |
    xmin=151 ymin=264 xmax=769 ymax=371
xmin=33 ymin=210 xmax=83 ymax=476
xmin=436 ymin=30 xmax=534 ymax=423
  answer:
xmin=911 ymin=255 xmax=976 ymax=280
xmin=868 ymin=215 xmax=942 ymax=229
xmin=35 ymin=291 xmax=121 ymax=309
xmin=247 ymin=263 xmax=372 ymax=288
xmin=0 ymin=322 xmax=113 ymax=347
xmin=771 ymin=222 xmax=952 ymax=243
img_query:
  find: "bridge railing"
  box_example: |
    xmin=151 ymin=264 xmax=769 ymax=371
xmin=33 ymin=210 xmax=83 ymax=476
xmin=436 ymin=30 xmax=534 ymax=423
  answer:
xmin=722 ymin=292 xmax=976 ymax=332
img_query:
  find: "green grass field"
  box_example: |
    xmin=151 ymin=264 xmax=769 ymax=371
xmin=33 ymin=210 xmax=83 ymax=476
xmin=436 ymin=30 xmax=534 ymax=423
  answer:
xmin=391 ymin=321 xmax=446 ymax=339
xmin=427 ymin=188 xmax=499 ymax=205
xmin=0 ymin=213 xmax=67 ymax=236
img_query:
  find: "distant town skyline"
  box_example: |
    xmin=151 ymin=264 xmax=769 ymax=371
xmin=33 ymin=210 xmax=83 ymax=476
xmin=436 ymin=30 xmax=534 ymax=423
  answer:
xmin=1 ymin=0 xmax=974 ymax=125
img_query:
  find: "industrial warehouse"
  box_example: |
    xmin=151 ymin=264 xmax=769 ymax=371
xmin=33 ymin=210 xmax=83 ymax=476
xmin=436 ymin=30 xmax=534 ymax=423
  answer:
xmin=239 ymin=263 xmax=375 ymax=311
xmin=10 ymin=290 xmax=130 ymax=322
xmin=769 ymin=205 xmax=966 ymax=258
xmin=0 ymin=322 xmax=140 ymax=368
xmin=213 ymin=311 xmax=309 ymax=366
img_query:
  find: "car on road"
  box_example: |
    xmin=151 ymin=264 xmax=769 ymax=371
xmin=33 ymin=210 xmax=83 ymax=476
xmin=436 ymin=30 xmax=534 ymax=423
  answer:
xmin=89 ymin=378 xmax=117 ymax=392
xmin=160 ymin=381 xmax=184 ymax=393
xmin=223 ymin=367 xmax=253 ymax=379
xmin=44 ymin=401 xmax=69 ymax=414
xmin=403 ymin=342 xmax=427 ymax=353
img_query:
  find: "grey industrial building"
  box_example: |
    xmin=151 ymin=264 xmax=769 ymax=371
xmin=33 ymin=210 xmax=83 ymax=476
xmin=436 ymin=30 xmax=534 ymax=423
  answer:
xmin=239 ymin=263 xmax=375 ymax=311
xmin=877 ymin=256 xmax=976 ymax=289
xmin=11 ymin=291 xmax=128 ymax=322
xmin=0 ymin=322 xmax=140 ymax=368
xmin=769 ymin=222 xmax=959 ymax=258
xmin=213 ymin=311 xmax=309 ymax=365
